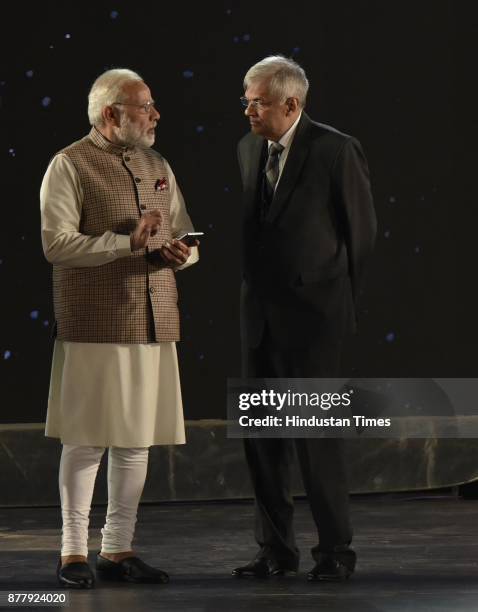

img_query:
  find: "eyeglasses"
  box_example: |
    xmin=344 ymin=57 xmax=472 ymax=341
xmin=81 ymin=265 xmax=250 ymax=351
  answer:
xmin=239 ymin=96 xmax=273 ymax=110
xmin=113 ymin=101 xmax=157 ymax=114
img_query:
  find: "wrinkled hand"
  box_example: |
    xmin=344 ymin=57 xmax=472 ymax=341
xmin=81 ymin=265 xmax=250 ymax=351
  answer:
xmin=160 ymin=238 xmax=193 ymax=268
xmin=148 ymin=239 xmax=197 ymax=269
xmin=130 ymin=209 xmax=162 ymax=252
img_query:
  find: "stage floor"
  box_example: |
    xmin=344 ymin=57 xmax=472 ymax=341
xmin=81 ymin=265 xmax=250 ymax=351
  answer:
xmin=0 ymin=493 xmax=477 ymax=611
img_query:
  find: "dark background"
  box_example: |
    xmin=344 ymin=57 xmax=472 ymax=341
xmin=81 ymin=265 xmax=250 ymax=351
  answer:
xmin=0 ymin=0 xmax=476 ymax=423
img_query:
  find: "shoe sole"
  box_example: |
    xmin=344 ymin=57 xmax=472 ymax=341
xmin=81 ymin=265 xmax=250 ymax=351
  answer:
xmin=96 ymin=570 xmax=168 ymax=584
xmin=270 ymin=570 xmax=298 ymax=577
xmin=232 ymin=570 xmax=297 ymax=578
xmin=58 ymin=578 xmax=95 ymax=589
xmin=307 ymin=572 xmax=352 ymax=582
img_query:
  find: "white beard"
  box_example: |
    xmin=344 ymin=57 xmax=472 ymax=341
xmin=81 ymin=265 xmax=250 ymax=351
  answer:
xmin=114 ymin=115 xmax=155 ymax=148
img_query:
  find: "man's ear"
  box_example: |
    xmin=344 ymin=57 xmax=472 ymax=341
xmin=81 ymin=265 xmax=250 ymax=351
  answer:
xmin=285 ymin=97 xmax=299 ymax=115
xmin=103 ymin=105 xmax=120 ymax=127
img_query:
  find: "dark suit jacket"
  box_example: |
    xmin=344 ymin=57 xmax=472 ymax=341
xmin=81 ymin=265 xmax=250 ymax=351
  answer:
xmin=238 ymin=112 xmax=376 ymax=350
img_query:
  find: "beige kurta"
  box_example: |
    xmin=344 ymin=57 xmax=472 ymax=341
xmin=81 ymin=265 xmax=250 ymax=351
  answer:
xmin=40 ymin=152 xmax=198 ymax=447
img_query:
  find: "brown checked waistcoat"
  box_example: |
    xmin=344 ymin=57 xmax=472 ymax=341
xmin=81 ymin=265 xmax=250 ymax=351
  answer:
xmin=53 ymin=127 xmax=179 ymax=343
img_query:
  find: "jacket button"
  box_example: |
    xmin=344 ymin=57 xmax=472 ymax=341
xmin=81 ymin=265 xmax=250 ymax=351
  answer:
xmin=149 ymin=287 xmax=155 ymax=294
xmin=124 ymin=156 xmax=130 ymax=162
xmin=135 ymin=177 xmax=141 ymax=183
xmin=140 ymin=204 xmax=147 ymax=210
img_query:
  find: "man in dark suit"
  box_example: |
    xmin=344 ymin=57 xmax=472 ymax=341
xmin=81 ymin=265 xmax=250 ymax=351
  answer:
xmin=232 ymin=56 xmax=376 ymax=581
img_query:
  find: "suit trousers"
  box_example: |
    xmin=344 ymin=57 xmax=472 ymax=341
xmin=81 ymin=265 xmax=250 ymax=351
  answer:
xmin=242 ymin=329 xmax=353 ymax=567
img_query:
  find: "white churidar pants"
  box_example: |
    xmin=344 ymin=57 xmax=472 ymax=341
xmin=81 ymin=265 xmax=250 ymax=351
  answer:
xmin=59 ymin=444 xmax=149 ymax=556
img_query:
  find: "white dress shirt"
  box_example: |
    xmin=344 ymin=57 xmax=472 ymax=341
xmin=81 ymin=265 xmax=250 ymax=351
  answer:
xmin=267 ymin=112 xmax=302 ymax=191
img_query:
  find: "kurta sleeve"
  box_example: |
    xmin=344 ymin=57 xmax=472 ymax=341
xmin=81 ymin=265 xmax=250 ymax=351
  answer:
xmin=40 ymin=153 xmax=132 ymax=268
xmin=164 ymin=159 xmax=199 ymax=271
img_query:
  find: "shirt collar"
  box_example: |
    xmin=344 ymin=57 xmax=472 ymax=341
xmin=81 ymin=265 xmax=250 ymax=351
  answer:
xmin=88 ymin=127 xmax=135 ymax=156
xmin=268 ymin=111 xmax=302 ymax=151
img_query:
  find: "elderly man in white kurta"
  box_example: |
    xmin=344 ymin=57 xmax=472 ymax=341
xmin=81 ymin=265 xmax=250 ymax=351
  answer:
xmin=40 ymin=68 xmax=199 ymax=589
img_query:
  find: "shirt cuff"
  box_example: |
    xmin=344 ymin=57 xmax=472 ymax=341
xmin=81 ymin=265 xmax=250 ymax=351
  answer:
xmin=175 ymin=245 xmax=199 ymax=271
xmin=115 ymin=233 xmax=132 ymax=257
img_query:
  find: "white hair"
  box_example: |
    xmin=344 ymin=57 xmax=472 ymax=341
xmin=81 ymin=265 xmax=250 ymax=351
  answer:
xmin=87 ymin=68 xmax=143 ymax=127
xmin=244 ymin=55 xmax=309 ymax=107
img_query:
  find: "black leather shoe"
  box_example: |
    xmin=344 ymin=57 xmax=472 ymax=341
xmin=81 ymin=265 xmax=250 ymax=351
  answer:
xmin=96 ymin=554 xmax=169 ymax=584
xmin=56 ymin=559 xmax=95 ymax=589
xmin=307 ymin=550 xmax=356 ymax=582
xmin=232 ymin=557 xmax=297 ymax=578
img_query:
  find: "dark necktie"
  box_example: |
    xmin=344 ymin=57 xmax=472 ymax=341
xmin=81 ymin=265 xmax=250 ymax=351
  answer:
xmin=265 ymin=142 xmax=284 ymax=197
xmin=260 ymin=142 xmax=284 ymax=221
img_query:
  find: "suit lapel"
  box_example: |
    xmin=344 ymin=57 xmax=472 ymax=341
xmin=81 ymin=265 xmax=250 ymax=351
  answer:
xmin=267 ymin=112 xmax=312 ymax=223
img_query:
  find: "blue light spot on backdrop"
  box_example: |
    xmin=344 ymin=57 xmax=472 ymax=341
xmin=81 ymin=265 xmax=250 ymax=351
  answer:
xmin=385 ymin=332 xmax=395 ymax=343
xmin=25 ymin=70 xmax=34 ymax=78
xmin=65 ymin=33 xmax=71 ymax=39
xmin=243 ymin=34 xmax=251 ymax=42
xmin=183 ymin=70 xmax=194 ymax=78
xmin=30 ymin=310 xmax=39 ymax=320
xmin=4 ymin=350 xmax=11 ymax=360
xmin=42 ymin=97 xmax=51 ymax=108
xmin=196 ymin=125 xmax=204 ymax=133
xmin=8 ymin=149 xmax=15 ymax=157
xmin=43 ymin=320 xmax=50 ymax=327
xmin=110 ymin=10 xmax=119 ymax=19
xmin=233 ymin=36 xmax=239 ymax=43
